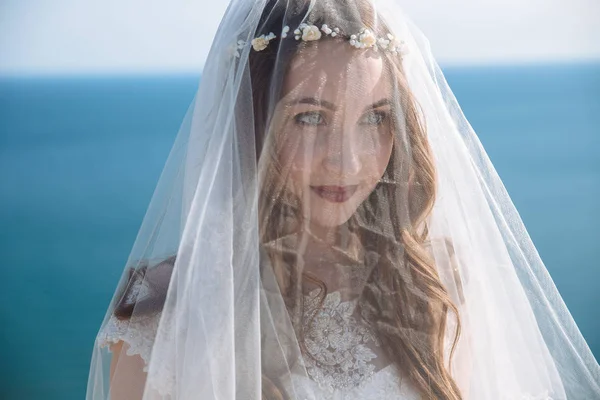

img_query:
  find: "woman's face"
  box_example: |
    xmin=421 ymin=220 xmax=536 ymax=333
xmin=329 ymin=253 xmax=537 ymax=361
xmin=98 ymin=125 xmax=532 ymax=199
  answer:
xmin=275 ymin=39 xmax=395 ymax=231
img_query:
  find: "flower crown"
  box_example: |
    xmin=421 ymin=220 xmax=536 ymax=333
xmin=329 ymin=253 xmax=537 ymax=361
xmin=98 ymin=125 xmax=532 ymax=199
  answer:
xmin=231 ymin=22 xmax=409 ymax=58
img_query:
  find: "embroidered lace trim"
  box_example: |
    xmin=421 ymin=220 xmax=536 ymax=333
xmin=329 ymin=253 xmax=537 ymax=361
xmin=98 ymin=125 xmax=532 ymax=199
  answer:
xmin=97 ymin=312 xmax=161 ymax=373
xmin=302 ymin=288 xmax=381 ymax=392
xmin=97 ymin=276 xmax=161 ymax=373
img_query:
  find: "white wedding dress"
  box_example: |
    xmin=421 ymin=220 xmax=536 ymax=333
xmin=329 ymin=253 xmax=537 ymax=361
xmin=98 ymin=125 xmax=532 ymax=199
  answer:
xmin=99 ymin=277 xmax=422 ymax=400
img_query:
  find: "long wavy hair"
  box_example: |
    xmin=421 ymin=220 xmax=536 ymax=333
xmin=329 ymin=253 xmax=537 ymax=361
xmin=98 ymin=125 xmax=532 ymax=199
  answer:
xmin=113 ymin=1 xmax=465 ymax=399
xmin=251 ymin=1 xmax=464 ymax=399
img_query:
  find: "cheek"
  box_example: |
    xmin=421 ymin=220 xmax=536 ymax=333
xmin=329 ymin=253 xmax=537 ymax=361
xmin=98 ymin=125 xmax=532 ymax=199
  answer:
xmin=361 ymin=133 xmax=394 ymax=184
xmin=376 ymin=135 xmax=394 ymax=175
xmin=278 ymin=134 xmax=323 ymax=190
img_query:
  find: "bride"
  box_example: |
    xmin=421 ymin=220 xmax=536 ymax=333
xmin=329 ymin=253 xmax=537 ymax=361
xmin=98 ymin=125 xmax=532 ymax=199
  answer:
xmin=86 ymin=0 xmax=600 ymax=399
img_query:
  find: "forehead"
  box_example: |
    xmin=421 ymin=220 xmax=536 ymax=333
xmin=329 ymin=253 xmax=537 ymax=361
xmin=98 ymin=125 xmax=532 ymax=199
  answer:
xmin=282 ymin=39 xmax=392 ymax=106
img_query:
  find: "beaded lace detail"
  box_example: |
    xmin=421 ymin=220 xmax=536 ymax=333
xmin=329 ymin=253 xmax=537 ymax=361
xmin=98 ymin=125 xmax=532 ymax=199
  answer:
xmin=302 ymin=288 xmax=381 ymax=392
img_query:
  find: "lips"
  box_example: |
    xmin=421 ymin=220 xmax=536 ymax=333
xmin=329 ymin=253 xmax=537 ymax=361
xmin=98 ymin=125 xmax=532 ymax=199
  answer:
xmin=310 ymin=185 xmax=358 ymax=203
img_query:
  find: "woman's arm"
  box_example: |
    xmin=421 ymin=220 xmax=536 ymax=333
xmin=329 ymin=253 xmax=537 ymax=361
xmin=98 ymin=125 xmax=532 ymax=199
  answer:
xmin=108 ymin=340 xmax=148 ymax=400
xmin=100 ymin=256 xmax=175 ymax=398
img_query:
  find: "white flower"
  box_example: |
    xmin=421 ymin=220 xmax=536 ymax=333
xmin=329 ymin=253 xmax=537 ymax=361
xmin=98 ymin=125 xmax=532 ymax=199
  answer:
xmin=377 ymin=37 xmax=390 ymax=49
xmin=229 ymin=40 xmax=246 ymax=58
xmin=228 ymin=43 xmax=240 ymax=58
xmin=358 ymin=29 xmax=377 ymax=47
xmin=350 ymin=35 xmax=363 ymax=49
xmin=251 ymin=35 xmax=270 ymax=51
xmin=302 ymin=24 xmax=322 ymax=41
xmin=238 ymin=24 xmax=405 ymax=58
xmin=250 ymin=32 xmax=276 ymax=51
xmin=388 ymin=39 xmax=409 ymax=56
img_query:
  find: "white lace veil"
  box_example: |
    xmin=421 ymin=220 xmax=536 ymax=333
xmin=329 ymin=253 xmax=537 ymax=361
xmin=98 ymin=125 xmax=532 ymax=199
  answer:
xmin=86 ymin=0 xmax=600 ymax=399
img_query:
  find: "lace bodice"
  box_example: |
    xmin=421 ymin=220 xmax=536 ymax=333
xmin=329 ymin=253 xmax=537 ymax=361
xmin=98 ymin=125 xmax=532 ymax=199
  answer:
xmin=284 ymin=363 xmax=418 ymax=400
xmin=97 ymin=283 xmax=419 ymax=399
xmin=97 ymin=282 xmax=555 ymax=400
xmin=302 ymin=288 xmax=388 ymax=391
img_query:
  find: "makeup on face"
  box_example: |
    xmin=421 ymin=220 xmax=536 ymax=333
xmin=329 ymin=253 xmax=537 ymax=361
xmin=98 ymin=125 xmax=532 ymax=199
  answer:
xmin=310 ymin=184 xmax=359 ymax=203
xmin=276 ymin=40 xmax=396 ymax=228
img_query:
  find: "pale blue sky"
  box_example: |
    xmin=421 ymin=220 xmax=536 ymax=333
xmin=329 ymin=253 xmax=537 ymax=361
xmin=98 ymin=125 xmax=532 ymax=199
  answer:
xmin=1 ymin=0 xmax=598 ymax=75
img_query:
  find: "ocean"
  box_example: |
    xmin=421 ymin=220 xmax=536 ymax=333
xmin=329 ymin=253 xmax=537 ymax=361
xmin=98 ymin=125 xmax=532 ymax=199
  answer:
xmin=0 ymin=62 xmax=598 ymax=399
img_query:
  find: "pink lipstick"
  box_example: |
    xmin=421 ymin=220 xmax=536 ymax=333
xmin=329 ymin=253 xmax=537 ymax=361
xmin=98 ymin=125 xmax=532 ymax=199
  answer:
xmin=310 ymin=185 xmax=358 ymax=203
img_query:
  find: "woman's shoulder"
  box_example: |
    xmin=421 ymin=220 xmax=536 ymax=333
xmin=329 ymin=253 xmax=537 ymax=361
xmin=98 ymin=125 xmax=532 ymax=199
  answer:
xmin=113 ymin=255 xmax=175 ymax=319
xmin=98 ymin=310 xmax=162 ymax=371
xmin=97 ymin=255 xmax=175 ymax=370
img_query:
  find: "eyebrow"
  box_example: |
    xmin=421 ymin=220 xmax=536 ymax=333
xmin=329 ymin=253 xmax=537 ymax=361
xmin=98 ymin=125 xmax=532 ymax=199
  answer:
xmin=287 ymin=97 xmax=391 ymax=113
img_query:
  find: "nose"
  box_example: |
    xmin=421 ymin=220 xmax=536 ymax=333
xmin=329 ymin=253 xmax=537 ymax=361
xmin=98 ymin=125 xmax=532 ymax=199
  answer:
xmin=321 ymin=129 xmax=362 ymax=178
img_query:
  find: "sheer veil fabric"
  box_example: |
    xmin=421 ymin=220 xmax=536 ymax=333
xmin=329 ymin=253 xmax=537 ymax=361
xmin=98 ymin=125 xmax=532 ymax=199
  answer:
xmin=86 ymin=0 xmax=600 ymax=399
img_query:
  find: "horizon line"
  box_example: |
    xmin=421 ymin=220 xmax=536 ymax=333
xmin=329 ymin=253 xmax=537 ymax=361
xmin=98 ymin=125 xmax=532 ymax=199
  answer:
xmin=1 ymin=57 xmax=599 ymax=79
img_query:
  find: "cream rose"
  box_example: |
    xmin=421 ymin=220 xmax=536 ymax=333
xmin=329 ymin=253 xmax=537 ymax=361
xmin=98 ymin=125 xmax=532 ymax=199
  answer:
xmin=251 ymin=36 xmax=269 ymax=51
xmin=359 ymin=30 xmax=377 ymax=48
xmin=302 ymin=25 xmax=322 ymax=41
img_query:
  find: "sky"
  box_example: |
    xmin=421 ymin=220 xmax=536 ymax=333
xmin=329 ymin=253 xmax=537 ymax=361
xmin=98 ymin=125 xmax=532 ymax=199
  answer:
xmin=0 ymin=0 xmax=598 ymax=75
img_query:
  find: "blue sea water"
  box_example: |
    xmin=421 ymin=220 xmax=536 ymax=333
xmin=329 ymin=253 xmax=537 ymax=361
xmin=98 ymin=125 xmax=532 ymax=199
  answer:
xmin=0 ymin=63 xmax=598 ymax=399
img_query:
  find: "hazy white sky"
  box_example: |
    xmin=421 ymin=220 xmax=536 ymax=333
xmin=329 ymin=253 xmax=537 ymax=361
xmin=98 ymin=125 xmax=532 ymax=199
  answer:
xmin=0 ymin=0 xmax=598 ymax=75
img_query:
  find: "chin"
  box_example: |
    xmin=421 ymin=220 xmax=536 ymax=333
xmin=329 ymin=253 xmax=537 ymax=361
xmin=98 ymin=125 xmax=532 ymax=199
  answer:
xmin=309 ymin=214 xmax=352 ymax=228
xmin=304 ymin=201 xmax=358 ymax=228
xmin=301 ymin=185 xmax=372 ymax=228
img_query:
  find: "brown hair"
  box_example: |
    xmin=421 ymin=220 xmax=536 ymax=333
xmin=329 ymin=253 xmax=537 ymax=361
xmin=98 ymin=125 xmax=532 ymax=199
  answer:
xmin=251 ymin=1 xmax=464 ymax=399
xmin=114 ymin=1 xmax=465 ymax=399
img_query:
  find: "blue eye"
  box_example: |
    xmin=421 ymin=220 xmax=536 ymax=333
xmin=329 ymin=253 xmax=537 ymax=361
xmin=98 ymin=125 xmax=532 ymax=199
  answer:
xmin=360 ymin=111 xmax=387 ymax=126
xmin=295 ymin=111 xmax=325 ymax=126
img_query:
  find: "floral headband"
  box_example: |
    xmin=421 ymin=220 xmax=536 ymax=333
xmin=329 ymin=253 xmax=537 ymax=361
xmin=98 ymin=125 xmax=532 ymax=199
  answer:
xmin=230 ymin=22 xmax=409 ymax=58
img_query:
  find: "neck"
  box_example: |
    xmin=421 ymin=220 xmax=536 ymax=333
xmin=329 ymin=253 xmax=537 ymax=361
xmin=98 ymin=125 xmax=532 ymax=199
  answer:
xmin=305 ymin=219 xmax=349 ymax=248
xmin=295 ymin=220 xmax=363 ymax=266
xmin=297 ymin=223 xmax=371 ymax=295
